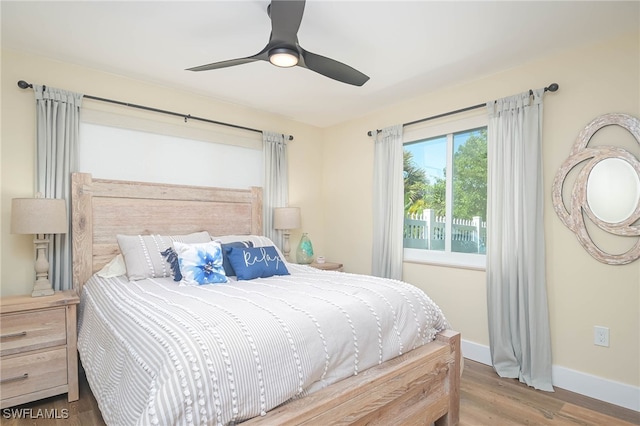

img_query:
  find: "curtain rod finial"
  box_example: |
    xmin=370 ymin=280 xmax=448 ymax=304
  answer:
xmin=547 ymin=83 xmax=559 ymax=92
xmin=17 ymin=80 xmax=32 ymax=89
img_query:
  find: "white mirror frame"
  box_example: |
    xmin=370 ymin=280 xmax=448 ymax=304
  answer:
xmin=552 ymin=113 xmax=640 ymax=265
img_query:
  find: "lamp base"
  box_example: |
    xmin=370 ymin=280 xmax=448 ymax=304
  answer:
xmin=32 ymin=279 xmax=55 ymax=297
xmin=32 ymin=236 xmax=54 ymax=297
xmin=282 ymin=232 xmax=292 ymax=262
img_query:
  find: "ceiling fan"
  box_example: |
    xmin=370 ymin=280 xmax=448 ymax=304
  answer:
xmin=186 ymin=0 xmax=369 ymax=86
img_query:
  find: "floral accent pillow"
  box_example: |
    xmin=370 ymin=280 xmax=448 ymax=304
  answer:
xmin=226 ymin=246 xmax=289 ymax=281
xmin=173 ymin=241 xmax=227 ymax=286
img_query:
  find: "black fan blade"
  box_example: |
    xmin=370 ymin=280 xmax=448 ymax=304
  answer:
xmin=299 ymin=48 xmax=369 ymax=86
xmin=187 ymin=53 xmax=269 ymax=71
xmin=186 ymin=48 xmax=269 ymax=72
xmin=269 ymin=0 xmax=305 ymax=44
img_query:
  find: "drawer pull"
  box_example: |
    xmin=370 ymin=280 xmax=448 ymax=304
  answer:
xmin=0 ymin=331 xmax=27 ymax=339
xmin=0 ymin=373 xmax=29 ymax=384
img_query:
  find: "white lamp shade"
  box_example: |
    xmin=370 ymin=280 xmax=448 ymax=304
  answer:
xmin=11 ymin=198 xmax=68 ymax=235
xmin=273 ymin=207 xmax=301 ymax=230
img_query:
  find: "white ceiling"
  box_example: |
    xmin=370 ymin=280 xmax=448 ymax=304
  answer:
xmin=2 ymin=1 xmax=638 ymax=128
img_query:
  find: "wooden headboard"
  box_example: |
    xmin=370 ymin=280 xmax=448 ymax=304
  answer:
xmin=71 ymin=172 xmax=262 ymax=292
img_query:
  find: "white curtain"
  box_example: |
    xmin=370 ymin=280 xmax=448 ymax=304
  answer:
xmin=263 ymin=131 xmax=288 ymax=250
xmin=372 ymin=125 xmax=404 ymax=280
xmin=486 ymin=89 xmax=553 ymax=391
xmin=34 ymin=85 xmax=83 ymax=291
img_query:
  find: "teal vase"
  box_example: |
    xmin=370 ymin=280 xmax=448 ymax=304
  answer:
xmin=296 ymin=233 xmax=314 ymax=264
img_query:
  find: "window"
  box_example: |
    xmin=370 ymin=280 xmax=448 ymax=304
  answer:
xmin=79 ymin=109 xmax=263 ymax=189
xmin=403 ymin=114 xmax=487 ymax=269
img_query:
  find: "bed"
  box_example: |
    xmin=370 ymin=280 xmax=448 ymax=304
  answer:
xmin=71 ymin=172 xmax=461 ymax=426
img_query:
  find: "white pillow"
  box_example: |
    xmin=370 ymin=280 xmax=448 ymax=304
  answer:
xmin=173 ymin=241 xmax=228 ymax=286
xmin=96 ymin=254 xmax=127 ymax=278
xmin=116 ymin=231 xmax=212 ymax=280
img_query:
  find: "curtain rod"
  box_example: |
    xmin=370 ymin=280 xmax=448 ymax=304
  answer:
xmin=17 ymin=80 xmax=294 ymax=141
xmin=366 ymin=83 xmax=559 ymax=137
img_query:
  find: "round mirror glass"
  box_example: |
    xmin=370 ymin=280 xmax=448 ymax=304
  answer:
xmin=586 ymin=158 xmax=640 ymax=223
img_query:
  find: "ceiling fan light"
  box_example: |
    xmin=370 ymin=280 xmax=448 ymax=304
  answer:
xmin=269 ymin=48 xmax=299 ymax=68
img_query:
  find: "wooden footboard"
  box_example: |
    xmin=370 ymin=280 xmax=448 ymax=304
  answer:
xmin=244 ymin=329 xmax=461 ymax=426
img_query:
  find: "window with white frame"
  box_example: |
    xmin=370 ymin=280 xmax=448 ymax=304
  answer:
xmin=78 ymin=108 xmax=263 ymax=189
xmin=403 ymin=114 xmax=487 ymax=269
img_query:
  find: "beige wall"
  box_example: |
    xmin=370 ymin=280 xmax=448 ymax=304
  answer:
xmin=2 ymin=31 xmax=639 ymax=392
xmin=323 ymin=32 xmax=639 ymax=388
xmin=1 ymin=49 xmax=325 ymax=297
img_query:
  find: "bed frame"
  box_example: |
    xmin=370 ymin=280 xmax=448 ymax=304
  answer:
xmin=71 ymin=172 xmax=461 ymax=425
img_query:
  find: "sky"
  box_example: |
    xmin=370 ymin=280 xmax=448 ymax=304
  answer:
xmin=404 ymin=130 xmax=477 ymax=182
xmin=405 ymin=136 xmax=447 ymax=181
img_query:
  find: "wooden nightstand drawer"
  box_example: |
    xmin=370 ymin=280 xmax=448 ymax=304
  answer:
xmin=0 ymin=347 xmax=68 ymax=400
xmin=0 ymin=291 xmax=79 ymax=408
xmin=0 ymin=308 xmax=66 ymax=357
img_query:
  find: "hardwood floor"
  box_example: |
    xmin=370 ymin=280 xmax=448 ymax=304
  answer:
xmin=1 ymin=359 xmax=638 ymax=425
xmin=460 ymin=360 xmax=639 ymax=426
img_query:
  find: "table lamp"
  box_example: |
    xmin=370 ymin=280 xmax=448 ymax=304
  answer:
xmin=273 ymin=207 xmax=301 ymax=261
xmin=11 ymin=197 xmax=68 ymax=297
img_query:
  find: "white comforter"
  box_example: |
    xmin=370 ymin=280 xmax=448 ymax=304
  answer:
xmin=78 ymin=264 xmax=448 ymax=426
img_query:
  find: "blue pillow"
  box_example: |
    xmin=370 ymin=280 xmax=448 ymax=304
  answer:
xmin=174 ymin=241 xmax=227 ymax=285
xmin=160 ymin=247 xmax=182 ymax=281
xmin=219 ymin=241 xmax=254 ymax=276
xmin=226 ymin=246 xmax=289 ymax=280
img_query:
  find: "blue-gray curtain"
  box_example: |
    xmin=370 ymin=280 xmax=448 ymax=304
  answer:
xmin=263 ymin=131 xmax=288 ymax=250
xmin=34 ymin=85 xmax=83 ymax=291
xmin=372 ymin=125 xmax=404 ymax=280
xmin=486 ymin=89 xmax=553 ymax=391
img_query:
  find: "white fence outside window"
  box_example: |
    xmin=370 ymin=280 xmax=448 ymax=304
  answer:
xmin=404 ymin=209 xmax=487 ymax=254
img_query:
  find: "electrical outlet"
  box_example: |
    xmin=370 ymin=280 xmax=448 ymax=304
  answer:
xmin=594 ymin=326 xmax=610 ymax=347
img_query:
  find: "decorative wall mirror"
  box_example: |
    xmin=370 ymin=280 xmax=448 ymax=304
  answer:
xmin=553 ymin=113 xmax=640 ymax=265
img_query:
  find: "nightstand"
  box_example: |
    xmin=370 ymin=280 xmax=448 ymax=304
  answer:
xmin=310 ymin=261 xmax=343 ymax=272
xmin=0 ymin=290 xmax=80 ymax=409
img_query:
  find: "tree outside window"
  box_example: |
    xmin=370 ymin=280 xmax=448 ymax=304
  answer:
xmin=403 ymin=127 xmax=487 ymax=255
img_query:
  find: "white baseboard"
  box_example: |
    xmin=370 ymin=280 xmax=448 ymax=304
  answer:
xmin=461 ymin=339 xmax=640 ymax=412
xmin=461 ymin=338 xmax=492 ymax=365
xmin=551 ymin=365 xmax=640 ymax=412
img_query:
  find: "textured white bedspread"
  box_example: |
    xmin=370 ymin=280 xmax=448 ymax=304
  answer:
xmin=78 ymin=264 xmax=448 ymax=426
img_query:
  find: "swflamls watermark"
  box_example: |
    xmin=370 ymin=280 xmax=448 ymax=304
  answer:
xmin=1 ymin=408 xmax=69 ymax=419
